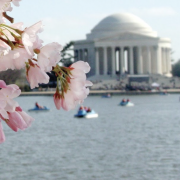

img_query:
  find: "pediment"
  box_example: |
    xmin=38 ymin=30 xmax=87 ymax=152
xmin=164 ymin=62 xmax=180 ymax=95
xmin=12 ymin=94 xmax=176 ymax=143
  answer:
xmin=96 ymin=32 xmax=157 ymax=42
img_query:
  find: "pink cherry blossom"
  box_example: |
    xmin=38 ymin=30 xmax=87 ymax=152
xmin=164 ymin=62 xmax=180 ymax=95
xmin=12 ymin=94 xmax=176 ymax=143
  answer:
xmin=0 ymin=48 xmax=31 ymax=71
xmin=10 ymin=22 xmax=24 ymax=30
xmin=12 ymin=0 xmax=21 ymax=6
xmin=0 ymin=1 xmax=11 ymax=12
xmin=0 ymin=0 xmax=93 ymax=144
xmin=7 ymin=111 xmax=27 ymax=131
xmin=0 ymin=104 xmax=34 ymax=137
xmin=70 ymin=61 xmax=91 ymax=74
xmin=5 ymin=105 xmax=34 ymax=132
xmin=61 ymin=90 xmax=79 ymax=111
xmin=26 ymin=63 xmax=50 ymax=89
xmin=0 ymin=80 xmax=7 ymax=88
xmin=22 ymin=21 xmax=43 ymax=55
xmin=0 ymin=40 xmax=10 ymax=51
xmin=0 ymin=96 xmax=8 ymax=119
xmin=53 ymin=92 xmax=61 ymax=110
xmin=37 ymin=42 xmax=62 ymax=72
xmin=0 ymin=83 xmax=21 ymax=112
xmin=8 ymin=48 xmax=32 ymax=70
xmin=0 ymin=120 xmax=5 ymax=143
xmin=68 ymin=61 xmax=93 ymax=101
xmin=17 ymin=110 xmax=34 ymax=128
xmin=0 ymin=0 xmax=21 ymax=24
xmin=54 ymin=61 xmax=93 ymax=111
xmin=0 ymin=0 xmax=22 ymax=23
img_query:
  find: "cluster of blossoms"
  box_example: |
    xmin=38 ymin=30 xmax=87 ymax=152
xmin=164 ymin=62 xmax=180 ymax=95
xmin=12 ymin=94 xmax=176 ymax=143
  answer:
xmin=0 ymin=0 xmax=92 ymax=143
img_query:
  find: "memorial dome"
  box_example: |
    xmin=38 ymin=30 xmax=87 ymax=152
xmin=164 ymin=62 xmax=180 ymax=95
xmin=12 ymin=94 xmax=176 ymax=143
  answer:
xmin=87 ymin=13 xmax=157 ymax=40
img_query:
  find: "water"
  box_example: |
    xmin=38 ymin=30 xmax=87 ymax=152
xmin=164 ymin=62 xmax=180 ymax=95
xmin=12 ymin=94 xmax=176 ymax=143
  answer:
xmin=1 ymin=94 xmax=180 ymax=180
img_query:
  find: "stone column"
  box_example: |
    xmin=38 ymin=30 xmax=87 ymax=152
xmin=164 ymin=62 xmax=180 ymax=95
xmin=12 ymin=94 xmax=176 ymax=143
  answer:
xmin=129 ymin=46 xmax=134 ymax=74
xmin=120 ymin=47 xmax=124 ymax=74
xmin=166 ymin=48 xmax=172 ymax=73
xmin=95 ymin=48 xmax=99 ymax=75
xmin=154 ymin=46 xmax=162 ymax=74
xmin=163 ymin=48 xmax=167 ymax=73
xmin=103 ymin=47 xmax=108 ymax=75
xmin=111 ymin=47 xmax=116 ymax=75
xmin=137 ymin=46 xmax=143 ymax=74
xmin=161 ymin=48 xmax=165 ymax=74
xmin=147 ymin=46 xmax=151 ymax=74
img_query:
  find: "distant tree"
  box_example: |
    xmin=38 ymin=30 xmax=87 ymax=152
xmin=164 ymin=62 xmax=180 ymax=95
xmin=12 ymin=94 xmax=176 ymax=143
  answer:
xmin=60 ymin=41 xmax=74 ymax=67
xmin=0 ymin=69 xmax=24 ymax=84
xmin=172 ymin=59 xmax=180 ymax=77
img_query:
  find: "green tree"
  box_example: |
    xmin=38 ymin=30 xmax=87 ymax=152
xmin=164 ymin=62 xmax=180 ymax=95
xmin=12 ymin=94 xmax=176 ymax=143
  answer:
xmin=60 ymin=41 xmax=74 ymax=67
xmin=0 ymin=69 xmax=25 ymax=84
xmin=172 ymin=59 xmax=180 ymax=77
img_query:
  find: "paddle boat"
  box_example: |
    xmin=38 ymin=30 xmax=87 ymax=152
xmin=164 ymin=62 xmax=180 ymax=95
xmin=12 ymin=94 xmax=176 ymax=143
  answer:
xmin=74 ymin=109 xmax=98 ymax=118
xmin=159 ymin=91 xmax=168 ymax=95
xmin=28 ymin=106 xmax=50 ymax=112
xmin=119 ymin=99 xmax=134 ymax=107
xmin=101 ymin=93 xmax=111 ymax=98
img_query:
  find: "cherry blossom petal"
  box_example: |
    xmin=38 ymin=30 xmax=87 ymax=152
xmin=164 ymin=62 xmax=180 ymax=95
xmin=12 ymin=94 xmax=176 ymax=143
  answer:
xmin=0 ymin=80 xmax=7 ymax=88
xmin=27 ymin=65 xmax=49 ymax=89
xmin=0 ymin=120 xmax=5 ymax=143
xmin=70 ymin=61 xmax=90 ymax=73
xmin=61 ymin=91 xmax=77 ymax=111
xmin=17 ymin=111 xmax=34 ymax=128
xmin=8 ymin=111 xmax=27 ymax=130
xmin=53 ymin=96 xmax=62 ymax=110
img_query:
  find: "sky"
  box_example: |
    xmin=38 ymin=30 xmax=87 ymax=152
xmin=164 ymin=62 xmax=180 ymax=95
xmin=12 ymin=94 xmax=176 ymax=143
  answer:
xmin=9 ymin=0 xmax=180 ymax=63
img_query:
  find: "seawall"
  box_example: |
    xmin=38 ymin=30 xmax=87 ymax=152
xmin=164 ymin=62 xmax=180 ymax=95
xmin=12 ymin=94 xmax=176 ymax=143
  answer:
xmin=20 ymin=89 xmax=180 ymax=96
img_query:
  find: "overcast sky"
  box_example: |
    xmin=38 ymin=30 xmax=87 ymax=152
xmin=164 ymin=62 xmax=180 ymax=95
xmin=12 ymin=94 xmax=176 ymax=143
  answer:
xmin=10 ymin=0 xmax=180 ymax=62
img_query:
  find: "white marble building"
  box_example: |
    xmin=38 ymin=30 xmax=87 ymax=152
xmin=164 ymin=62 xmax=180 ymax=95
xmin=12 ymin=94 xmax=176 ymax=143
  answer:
xmin=73 ymin=13 xmax=172 ymax=77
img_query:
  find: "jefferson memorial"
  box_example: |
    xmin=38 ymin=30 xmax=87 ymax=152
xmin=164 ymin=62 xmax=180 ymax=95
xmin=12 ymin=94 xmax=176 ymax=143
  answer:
xmin=73 ymin=13 xmax=172 ymax=77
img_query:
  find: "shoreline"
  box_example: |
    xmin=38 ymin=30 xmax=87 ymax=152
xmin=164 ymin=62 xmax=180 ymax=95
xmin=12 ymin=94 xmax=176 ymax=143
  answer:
xmin=20 ymin=89 xmax=180 ymax=96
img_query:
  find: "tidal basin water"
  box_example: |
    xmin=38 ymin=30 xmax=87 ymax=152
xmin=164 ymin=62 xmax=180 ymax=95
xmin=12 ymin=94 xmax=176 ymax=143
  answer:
xmin=1 ymin=94 xmax=180 ymax=180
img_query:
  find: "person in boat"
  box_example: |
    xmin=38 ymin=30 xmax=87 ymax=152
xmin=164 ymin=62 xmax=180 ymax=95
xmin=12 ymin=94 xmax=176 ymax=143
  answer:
xmin=87 ymin=107 xmax=91 ymax=112
xmin=121 ymin=99 xmax=126 ymax=103
xmin=35 ymin=102 xmax=43 ymax=109
xmin=84 ymin=106 xmax=88 ymax=111
xmin=126 ymin=99 xmax=130 ymax=102
xmin=79 ymin=106 xmax=84 ymax=111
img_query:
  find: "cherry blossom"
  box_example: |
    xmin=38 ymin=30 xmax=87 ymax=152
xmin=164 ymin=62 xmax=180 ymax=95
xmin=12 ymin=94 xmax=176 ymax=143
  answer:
xmin=37 ymin=42 xmax=63 ymax=72
xmin=6 ymin=107 xmax=34 ymax=131
xmin=12 ymin=0 xmax=21 ymax=7
xmin=26 ymin=62 xmax=50 ymax=89
xmin=53 ymin=61 xmax=93 ymax=111
xmin=0 ymin=0 xmax=92 ymax=144
xmin=0 ymin=83 xmax=21 ymax=112
xmin=0 ymin=80 xmax=34 ymax=143
xmin=22 ymin=21 xmax=43 ymax=55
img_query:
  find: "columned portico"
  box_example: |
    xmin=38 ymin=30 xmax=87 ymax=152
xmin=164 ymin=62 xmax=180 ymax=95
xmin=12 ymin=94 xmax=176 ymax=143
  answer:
xmin=74 ymin=12 xmax=172 ymax=77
